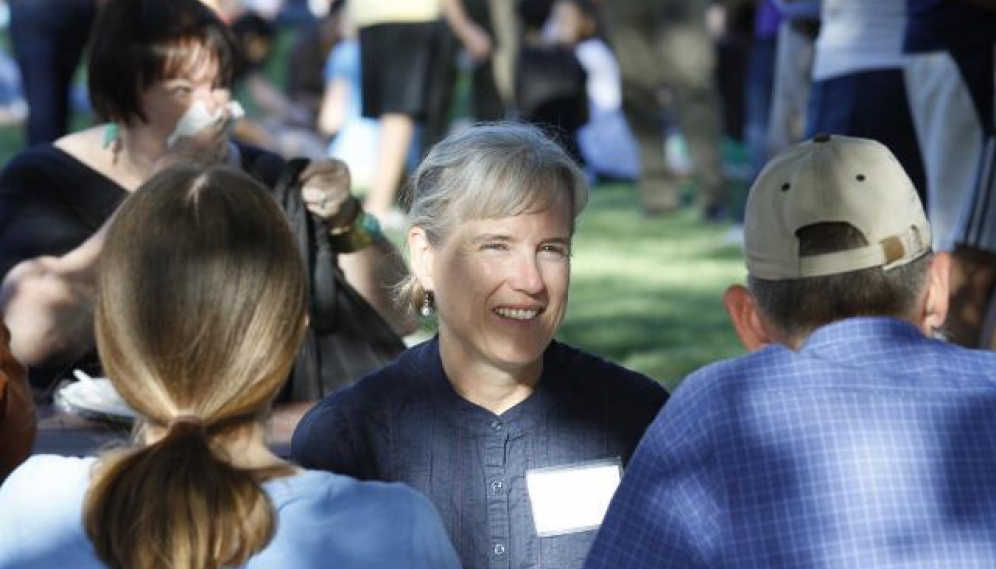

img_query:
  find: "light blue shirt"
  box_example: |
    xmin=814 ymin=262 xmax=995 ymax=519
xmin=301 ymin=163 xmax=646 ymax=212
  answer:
xmin=0 ymin=455 xmax=461 ymax=568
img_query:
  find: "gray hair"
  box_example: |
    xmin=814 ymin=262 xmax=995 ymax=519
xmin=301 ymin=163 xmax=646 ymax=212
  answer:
xmin=748 ymin=222 xmax=932 ymax=341
xmin=398 ymin=121 xmax=589 ymax=313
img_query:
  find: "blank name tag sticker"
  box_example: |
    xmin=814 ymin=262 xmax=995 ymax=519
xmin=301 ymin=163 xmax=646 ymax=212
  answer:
xmin=526 ymin=458 xmax=623 ymax=537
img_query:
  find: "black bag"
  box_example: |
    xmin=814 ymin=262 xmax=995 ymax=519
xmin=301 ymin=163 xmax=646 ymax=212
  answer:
xmin=264 ymin=156 xmax=406 ymax=400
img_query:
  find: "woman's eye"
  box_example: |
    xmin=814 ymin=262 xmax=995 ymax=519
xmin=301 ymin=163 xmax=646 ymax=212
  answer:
xmin=541 ymin=244 xmax=568 ymax=256
xmin=481 ymin=242 xmax=507 ymax=251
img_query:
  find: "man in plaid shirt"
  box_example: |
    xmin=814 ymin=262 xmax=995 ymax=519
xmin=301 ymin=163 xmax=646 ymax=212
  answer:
xmin=585 ymin=134 xmax=996 ymax=568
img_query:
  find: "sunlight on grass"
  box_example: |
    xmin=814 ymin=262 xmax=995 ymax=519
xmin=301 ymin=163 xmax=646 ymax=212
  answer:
xmin=560 ymin=183 xmax=748 ymax=392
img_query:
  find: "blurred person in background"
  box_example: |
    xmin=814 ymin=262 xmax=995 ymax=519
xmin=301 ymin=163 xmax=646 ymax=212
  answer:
xmin=742 ymin=0 xmax=781 ymax=179
xmin=316 ymin=0 xmax=383 ymax=190
xmin=902 ymin=0 xmax=996 ymax=350
xmin=805 ymin=0 xmax=925 ymax=205
xmin=350 ymin=0 xmax=491 ymax=225
xmin=228 ymin=10 xmax=331 ymax=158
xmin=546 ymin=0 xmax=639 ymax=183
xmin=423 ymin=0 xmax=506 ymax=151
xmin=765 ymin=0 xmax=819 ymax=158
xmin=7 ymin=0 xmax=99 ymax=146
xmin=515 ymin=0 xmax=589 ymax=166
xmin=286 ymin=3 xmax=343 ymax=130
xmin=597 ymin=0 xmax=729 ymax=220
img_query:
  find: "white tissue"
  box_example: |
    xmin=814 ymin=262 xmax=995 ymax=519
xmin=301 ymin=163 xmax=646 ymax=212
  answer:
xmin=166 ymin=100 xmax=245 ymax=148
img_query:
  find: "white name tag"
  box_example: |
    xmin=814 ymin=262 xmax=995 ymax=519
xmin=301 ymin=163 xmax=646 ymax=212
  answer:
xmin=525 ymin=458 xmax=623 ymax=537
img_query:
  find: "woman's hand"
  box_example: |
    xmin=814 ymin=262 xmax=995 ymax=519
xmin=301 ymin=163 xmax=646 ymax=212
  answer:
xmin=299 ymin=158 xmax=358 ymax=226
xmin=440 ymin=0 xmax=493 ymax=63
xmin=0 ymin=213 xmax=114 ymax=372
xmin=0 ymin=242 xmax=103 ymax=370
xmin=457 ymin=21 xmax=493 ymax=63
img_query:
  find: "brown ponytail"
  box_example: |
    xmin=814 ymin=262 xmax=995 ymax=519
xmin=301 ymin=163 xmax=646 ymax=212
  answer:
xmin=83 ymin=163 xmax=308 ymax=569
xmin=84 ymin=423 xmax=277 ymax=569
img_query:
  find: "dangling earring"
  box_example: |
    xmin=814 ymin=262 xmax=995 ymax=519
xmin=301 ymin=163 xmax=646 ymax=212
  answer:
xmin=420 ymin=291 xmax=434 ymax=317
xmin=102 ymin=122 xmax=122 ymax=162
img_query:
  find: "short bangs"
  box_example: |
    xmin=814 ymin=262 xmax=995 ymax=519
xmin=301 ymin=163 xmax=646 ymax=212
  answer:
xmin=453 ymin=148 xmax=582 ymax=222
xmin=407 ymin=122 xmax=588 ymax=243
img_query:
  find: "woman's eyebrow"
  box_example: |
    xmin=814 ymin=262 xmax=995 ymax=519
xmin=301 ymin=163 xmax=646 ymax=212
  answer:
xmin=542 ymin=236 xmax=572 ymax=246
xmin=469 ymin=233 xmax=513 ymax=245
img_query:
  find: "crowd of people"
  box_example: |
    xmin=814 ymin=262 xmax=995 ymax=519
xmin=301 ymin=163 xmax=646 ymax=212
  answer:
xmin=0 ymin=0 xmax=995 ymax=568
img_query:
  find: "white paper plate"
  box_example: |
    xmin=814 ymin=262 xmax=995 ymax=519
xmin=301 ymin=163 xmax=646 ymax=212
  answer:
xmin=57 ymin=377 xmax=137 ymax=423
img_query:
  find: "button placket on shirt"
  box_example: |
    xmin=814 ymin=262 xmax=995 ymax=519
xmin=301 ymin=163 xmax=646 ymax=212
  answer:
xmin=484 ymin=419 xmax=510 ymax=569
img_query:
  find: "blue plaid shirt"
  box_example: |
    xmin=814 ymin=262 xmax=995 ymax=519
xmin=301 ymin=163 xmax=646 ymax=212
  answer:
xmin=585 ymin=317 xmax=996 ymax=569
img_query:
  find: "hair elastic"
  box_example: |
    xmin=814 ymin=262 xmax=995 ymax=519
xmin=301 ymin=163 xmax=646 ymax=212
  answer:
xmin=168 ymin=414 xmax=205 ymax=430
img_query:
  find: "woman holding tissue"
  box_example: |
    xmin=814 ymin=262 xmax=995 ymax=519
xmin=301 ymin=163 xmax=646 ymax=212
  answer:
xmin=0 ymin=0 xmax=413 ymax=399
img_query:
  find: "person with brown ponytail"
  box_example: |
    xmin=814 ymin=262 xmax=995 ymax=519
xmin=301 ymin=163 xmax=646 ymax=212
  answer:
xmin=0 ymin=163 xmax=460 ymax=569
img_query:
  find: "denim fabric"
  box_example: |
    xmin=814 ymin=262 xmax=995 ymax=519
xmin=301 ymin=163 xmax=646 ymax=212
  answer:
xmin=292 ymin=338 xmax=667 ymax=569
xmin=904 ymin=0 xmax=996 ymax=52
xmin=7 ymin=0 xmax=96 ymax=146
xmin=805 ymin=68 xmax=926 ymax=205
xmin=585 ymin=318 xmax=996 ymax=569
xmin=744 ymin=35 xmax=778 ymax=178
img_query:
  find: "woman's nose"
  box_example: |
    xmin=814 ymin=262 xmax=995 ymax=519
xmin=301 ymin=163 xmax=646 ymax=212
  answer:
xmin=509 ymin=254 xmax=545 ymax=294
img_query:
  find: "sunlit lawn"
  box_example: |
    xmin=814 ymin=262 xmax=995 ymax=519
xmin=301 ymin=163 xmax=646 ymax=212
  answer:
xmin=559 ymin=182 xmax=747 ymax=392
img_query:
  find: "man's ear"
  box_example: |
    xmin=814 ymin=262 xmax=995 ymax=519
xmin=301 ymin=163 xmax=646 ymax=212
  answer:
xmin=722 ymin=284 xmax=775 ymax=351
xmin=407 ymin=226 xmax=435 ymax=291
xmin=922 ymin=251 xmax=951 ymax=335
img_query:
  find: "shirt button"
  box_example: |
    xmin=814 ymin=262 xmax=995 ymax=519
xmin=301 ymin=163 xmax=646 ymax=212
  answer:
xmin=494 ymin=543 xmax=506 ymax=556
xmin=490 ymin=479 xmax=503 ymax=494
xmin=490 ymin=420 xmax=503 ymax=431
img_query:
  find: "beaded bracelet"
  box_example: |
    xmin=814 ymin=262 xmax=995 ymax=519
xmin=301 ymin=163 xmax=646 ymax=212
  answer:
xmin=328 ymin=209 xmax=384 ymax=253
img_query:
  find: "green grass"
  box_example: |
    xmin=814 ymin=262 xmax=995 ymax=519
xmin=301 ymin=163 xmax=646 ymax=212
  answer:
xmin=559 ymin=183 xmax=747 ymax=392
xmin=0 ymin=123 xmax=21 ymax=165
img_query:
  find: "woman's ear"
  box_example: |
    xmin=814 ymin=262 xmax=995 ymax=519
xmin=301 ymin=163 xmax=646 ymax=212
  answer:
xmin=922 ymin=251 xmax=951 ymax=335
xmin=407 ymin=226 xmax=435 ymax=291
xmin=722 ymin=284 xmax=776 ymax=352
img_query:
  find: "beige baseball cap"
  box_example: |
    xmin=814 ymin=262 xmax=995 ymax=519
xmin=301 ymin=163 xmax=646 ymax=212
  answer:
xmin=745 ymin=134 xmax=931 ymax=280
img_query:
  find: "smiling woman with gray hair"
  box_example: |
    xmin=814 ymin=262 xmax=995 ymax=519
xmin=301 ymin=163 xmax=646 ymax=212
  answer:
xmin=292 ymin=122 xmax=668 ymax=569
